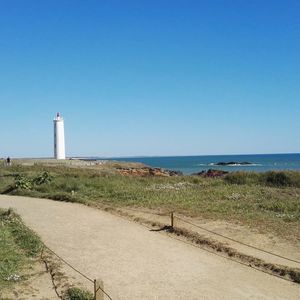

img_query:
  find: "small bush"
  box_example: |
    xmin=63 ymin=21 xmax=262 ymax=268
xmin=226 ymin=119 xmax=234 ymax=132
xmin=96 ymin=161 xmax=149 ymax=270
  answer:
xmin=224 ymin=172 xmax=260 ymax=185
xmin=65 ymin=287 xmax=93 ymax=300
xmin=32 ymin=171 xmax=52 ymax=185
xmin=14 ymin=175 xmax=32 ymax=190
xmin=10 ymin=172 xmax=53 ymax=192
xmin=224 ymin=172 xmax=248 ymax=185
xmin=224 ymin=171 xmax=300 ymax=188
xmin=191 ymin=177 xmax=203 ymax=184
xmin=263 ymin=171 xmax=291 ymax=187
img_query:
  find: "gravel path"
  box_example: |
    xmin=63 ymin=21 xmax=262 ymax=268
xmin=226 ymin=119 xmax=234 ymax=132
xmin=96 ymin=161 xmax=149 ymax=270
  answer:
xmin=0 ymin=195 xmax=299 ymax=300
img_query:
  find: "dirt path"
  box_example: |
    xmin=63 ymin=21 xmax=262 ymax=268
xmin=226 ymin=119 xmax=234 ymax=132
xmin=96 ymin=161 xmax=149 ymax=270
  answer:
xmin=0 ymin=195 xmax=299 ymax=300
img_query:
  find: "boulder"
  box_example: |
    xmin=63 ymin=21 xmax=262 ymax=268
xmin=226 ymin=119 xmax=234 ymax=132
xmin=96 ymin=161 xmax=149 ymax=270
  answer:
xmin=116 ymin=167 xmax=182 ymax=177
xmin=214 ymin=161 xmax=252 ymax=166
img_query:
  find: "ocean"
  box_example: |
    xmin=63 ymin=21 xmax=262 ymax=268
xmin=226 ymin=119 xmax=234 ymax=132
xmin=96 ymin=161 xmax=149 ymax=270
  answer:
xmin=105 ymin=153 xmax=300 ymax=174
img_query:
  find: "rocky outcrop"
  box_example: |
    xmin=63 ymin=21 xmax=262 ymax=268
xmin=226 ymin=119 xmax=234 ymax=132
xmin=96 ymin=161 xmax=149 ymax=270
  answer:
xmin=193 ymin=169 xmax=228 ymax=178
xmin=116 ymin=167 xmax=182 ymax=177
xmin=214 ymin=162 xmax=252 ymax=166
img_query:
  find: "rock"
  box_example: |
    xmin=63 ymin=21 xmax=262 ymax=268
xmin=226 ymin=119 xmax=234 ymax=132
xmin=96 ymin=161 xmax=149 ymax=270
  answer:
xmin=214 ymin=161 xmax=252 ymax=166
xmin=193 ymin=169 xmax=228 ymax=178
xmin=116 ymin=167 xmax=182 ymax=177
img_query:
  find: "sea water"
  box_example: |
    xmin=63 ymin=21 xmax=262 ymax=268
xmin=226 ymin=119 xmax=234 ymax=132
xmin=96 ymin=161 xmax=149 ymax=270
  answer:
xmin=105 ymin=153 xmax=300 ymax=174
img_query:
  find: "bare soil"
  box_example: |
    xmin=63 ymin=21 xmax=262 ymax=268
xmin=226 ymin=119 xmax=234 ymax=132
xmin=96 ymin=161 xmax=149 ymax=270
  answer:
xmin=0 ymin=195 xmax=299 ymax=300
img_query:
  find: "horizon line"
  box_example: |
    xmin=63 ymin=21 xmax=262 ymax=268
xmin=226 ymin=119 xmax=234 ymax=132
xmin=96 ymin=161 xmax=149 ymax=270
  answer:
xmin=11 ymin=152 xmax=300 ymax=160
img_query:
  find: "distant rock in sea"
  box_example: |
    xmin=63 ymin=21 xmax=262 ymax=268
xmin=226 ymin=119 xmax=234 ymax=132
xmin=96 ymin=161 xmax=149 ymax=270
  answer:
xmin=214 ymin=161 xmax=252 ymax=166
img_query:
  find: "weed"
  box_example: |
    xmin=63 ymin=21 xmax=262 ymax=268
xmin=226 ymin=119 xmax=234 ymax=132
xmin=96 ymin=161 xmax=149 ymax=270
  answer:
xmin=65 ymin=287 xmax=93 ymax=300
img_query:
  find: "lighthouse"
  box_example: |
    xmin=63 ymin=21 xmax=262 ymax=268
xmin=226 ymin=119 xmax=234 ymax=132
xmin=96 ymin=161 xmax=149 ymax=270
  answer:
xmin=53 ymin=113 xmax=66 ymax=159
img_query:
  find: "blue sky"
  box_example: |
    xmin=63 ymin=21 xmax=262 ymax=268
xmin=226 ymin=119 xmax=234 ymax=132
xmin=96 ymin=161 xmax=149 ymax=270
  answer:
xmin=0 ymin=0 xmax=299 ymax=157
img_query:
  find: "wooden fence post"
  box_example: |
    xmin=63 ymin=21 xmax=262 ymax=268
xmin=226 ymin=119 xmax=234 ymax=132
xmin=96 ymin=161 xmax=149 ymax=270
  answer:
xmin=94 ymin=279 xmax=104 ymax=300
xmin=170 ymin=211 xmax=174 ymax=228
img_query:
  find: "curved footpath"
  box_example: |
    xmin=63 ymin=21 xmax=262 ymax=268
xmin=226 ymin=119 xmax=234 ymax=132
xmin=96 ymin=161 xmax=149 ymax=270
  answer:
xmin=0 ymin=195 xmax=299 ymax=300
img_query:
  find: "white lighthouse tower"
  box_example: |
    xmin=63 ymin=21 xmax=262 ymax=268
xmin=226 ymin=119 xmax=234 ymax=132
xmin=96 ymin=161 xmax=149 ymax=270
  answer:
xmin=53 ymin=113 xmax=66 ymax=160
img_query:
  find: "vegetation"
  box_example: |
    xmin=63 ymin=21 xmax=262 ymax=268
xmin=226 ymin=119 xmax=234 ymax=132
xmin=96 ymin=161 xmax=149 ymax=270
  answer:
xmin=0 ymin=208 xmax=42 ymax=291
xmin=224 ymin=171 xmax=300 ymax=187
xmin=65 ymin=287 xmax=93 ymax=300
xmin=1 ymin=164 xmax=300 ymax=241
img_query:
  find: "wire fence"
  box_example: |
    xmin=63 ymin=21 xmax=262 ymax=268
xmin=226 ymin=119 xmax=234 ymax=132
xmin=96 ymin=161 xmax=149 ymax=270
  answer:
xmin=39 ymin=206 xmax=299 ymax=299
xmin=41 ymin=244 xmax=113 ymax=300
xmin=121 ymin=206 xmax=300 ymax=265
xmin=173 ymin=215 xmax=300 ymax=265
xmin=162 ymin=211 xmax=300 ymax=284
xmin=161 ymin=226 xmax=297 ymax=284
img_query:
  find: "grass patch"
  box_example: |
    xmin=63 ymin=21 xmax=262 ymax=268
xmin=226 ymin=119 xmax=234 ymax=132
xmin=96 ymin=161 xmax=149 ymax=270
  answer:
xmin=0 ymin=208 xmax=42 ymax=291
xmin=224 ymin=171 xmax=300 ymax=187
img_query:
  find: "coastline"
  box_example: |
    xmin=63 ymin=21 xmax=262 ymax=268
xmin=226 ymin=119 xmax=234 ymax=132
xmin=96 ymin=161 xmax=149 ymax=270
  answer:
xmin=103 ymin=153 xmax=300 ymax=174
xmin=5 ymin=153 xmax=300 ymax=175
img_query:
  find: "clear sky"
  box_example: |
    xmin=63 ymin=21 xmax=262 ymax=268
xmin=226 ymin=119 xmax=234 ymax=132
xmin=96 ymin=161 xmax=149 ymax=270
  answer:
xmin=0 ymin=0 xmax=299 ymax=158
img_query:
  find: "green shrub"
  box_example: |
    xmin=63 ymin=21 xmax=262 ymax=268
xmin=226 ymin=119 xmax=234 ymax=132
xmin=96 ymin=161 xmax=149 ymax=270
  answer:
xmin=262 ymin=171 xmax=291 ymax=187
xmin=65 ymin=287 xmax=93 ymax=300
xmin=224 ymin=172 xmax=248 ymax=185
xmin=12 ymin=172 xmax=53 ymax=191
xmin=32 ymin=171 xmax=52 ymax=185
xmin=14 ymin=175 xmax=32 ymax=190
xmin=224 ymin=172 xmax=260 ymax=185
xmin=224 ymin=171 xmax=300 ymax=188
